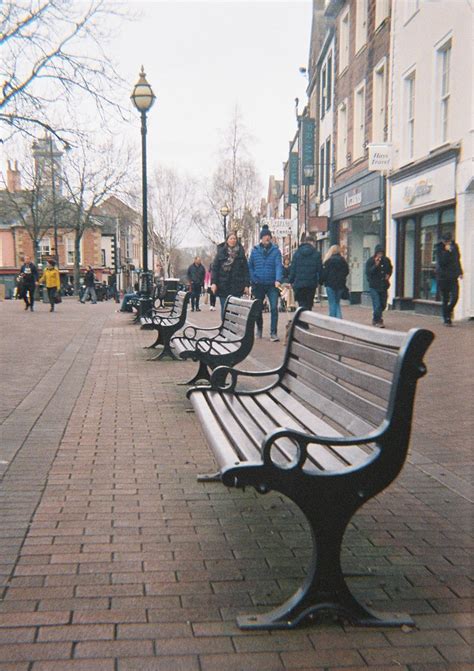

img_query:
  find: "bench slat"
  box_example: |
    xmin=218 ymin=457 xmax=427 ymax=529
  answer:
xmin=205 ymin=392 xmax=262 ymax=463
xmin=269 ymin=387 xmax=374 ymax=468
xmin=291 ymin=341 xmax=392 ymax=402
xmin=241 ymin=395 xmax=349 ymax=472
xmin=300 ymin=311 xmax=407 ymax=349
xmin=293 ymin=326 xmax=398 ymax=373
xmin=281 ymin=373 xmax=376 ymax=435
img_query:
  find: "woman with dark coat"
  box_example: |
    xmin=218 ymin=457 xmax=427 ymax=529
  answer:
xmin=321 ymin=244 xmax=349 ymax=319
xmin=211 ymin=231 xmax=250 ymax=318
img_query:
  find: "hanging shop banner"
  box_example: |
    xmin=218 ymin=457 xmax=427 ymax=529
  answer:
xmin=368 ymin=143 xmax=393 ymax=171
xmin=288 ymin=152 xmax=299 ymax=204
xmin=301 ymin=117 xmax=315 ymax=185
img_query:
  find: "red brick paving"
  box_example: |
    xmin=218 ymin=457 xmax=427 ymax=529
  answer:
xmin=0 ymin=297 xmax=472 ymax=669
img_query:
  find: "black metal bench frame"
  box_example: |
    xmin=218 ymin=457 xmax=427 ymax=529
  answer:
xmin=141 ymin=290 xmax=191 ymax=361
xmin=171 ymin=296 xmax=261 ymax=385
xmin=187 ymin=309 xmax=434 ymax=630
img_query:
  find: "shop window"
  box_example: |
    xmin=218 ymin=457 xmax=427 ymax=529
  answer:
xmin=404 ymin=219 xmax=416 ymax=298
xmin=419 ymin=213 xmax=438 ymax=300
xmin=441 ymin=208 xmax=455 ymax=240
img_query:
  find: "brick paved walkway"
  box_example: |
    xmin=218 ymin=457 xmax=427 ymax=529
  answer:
xmin=0 ymin=297 xmax=472 ymax=670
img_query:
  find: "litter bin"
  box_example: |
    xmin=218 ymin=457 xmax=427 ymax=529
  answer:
xmin=163 ymin=278 xmax=179 ymax=306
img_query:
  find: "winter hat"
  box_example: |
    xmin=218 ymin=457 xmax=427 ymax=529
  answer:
xmin=374 ymin=244 xmax=384 ymax=254
xmin=260 ymin=225 xmax=272 ymax=239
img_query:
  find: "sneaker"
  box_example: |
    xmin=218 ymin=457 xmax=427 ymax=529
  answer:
xmin=270 ymin=334 xmax=280 ymax=342
xmin=209 ymin=306 xmax=215 ymax=311
xmin=196 ymin=308 xmax=201 ymax=312
xmin=256 ymin=329 xmax=263 ymax=339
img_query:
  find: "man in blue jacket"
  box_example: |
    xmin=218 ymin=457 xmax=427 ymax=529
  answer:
xmin=249 ymin=225 xmax=283 ymax=341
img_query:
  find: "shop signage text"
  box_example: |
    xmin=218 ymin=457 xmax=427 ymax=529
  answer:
xmin=368 ymin=143 xmax=393 ymax=171
xmin=260 ymin=217 xmax=294 ymax=238
xmin=403 ymin=179 xmax=433 ymax=205
xmin=344 ymin=190 xmax=363 ymax=209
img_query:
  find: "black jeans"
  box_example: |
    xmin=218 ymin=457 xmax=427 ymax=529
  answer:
xmin=23 ymin=285 xmax=35 ymax=308
xmin=47 ymin=287 xmax=57 ymax=310
xmin=190 ymin=283 xmax=202 ymax=310
xmin=439 ymin=278 xmax=459 ymax=322
xmin=294 ymin=286 xmax=316 ymax=311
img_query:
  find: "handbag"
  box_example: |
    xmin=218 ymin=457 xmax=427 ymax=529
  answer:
xmin=54 ymin=294 xmax=62 ymax=304
xmin=341 ymin=286 xmax=350 ymax=301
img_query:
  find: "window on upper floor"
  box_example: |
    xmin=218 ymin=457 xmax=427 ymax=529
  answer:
xmin=65 ymin=236 xmax=81 ymax=265
xmin=355 ymin=0 xmax=368 ymax=53
xmin=319 ymin=143 xmax=325 ymax=198
xmin=372 ymin=59 xmax=387 ymax=143
xmin=436 ymin=39 xmax=452 ymax=144
xmin=327 ymin=53 xmax=333 ymax=111
xmin=39 ymin=237 xmax=51 ymax=256
xmin=325 ymin=137 xmax=331 ymax=199
xmin=404 ymin=0 xmax=420 ymax=24
xmin=375 ymin=0 xmax=390 ymax=29
xmin=353 ymin=82 xmax=366 ymax=160
xmin=320 ymin=65 xmax=327 ymax=119
xmin=337 ymin=101 xmax=348 ymax=170
xmin=404 ymin=71 xmax=416 ymax=160
xmin=339 ymin=7 xmax=350 ymax=73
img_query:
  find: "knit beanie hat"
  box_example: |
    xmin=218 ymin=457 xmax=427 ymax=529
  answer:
xmin=374 ymin=244 xmax=384 ymax=254
xmin=260 ymin=225 xmax=272 ymax=239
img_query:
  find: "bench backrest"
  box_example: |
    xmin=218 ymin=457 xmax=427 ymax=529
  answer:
xmin=219 ymin=296 xmax=261 ymax=346
xmin=169 ymin=291 xmax=190 ymax=320
xmin=282 ymin=310 xmax=434 ymax=450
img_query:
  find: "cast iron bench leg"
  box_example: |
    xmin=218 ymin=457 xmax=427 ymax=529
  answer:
xmin=144 ymin=330 xmax=161 ymax=349
xmin=183 ymin=360 xmax=211 ymax=385
xmin=236 ymin=482 xmax=414 ymax=630
xmin=148 ymin=330 xmax=180 ymax=361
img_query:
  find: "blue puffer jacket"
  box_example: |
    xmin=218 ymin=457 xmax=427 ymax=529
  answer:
xmin=289 ymin=243 xmax=323 ymax=289
xmin=249 ymin=243 xmax=283 ymax=285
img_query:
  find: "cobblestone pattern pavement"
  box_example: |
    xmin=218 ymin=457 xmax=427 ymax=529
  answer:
xmin=0 ymin=297 xmax=472 ymax=670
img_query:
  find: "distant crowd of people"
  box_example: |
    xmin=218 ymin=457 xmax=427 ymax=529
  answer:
xmin=183 ymin=224 xmax=463 ymax=338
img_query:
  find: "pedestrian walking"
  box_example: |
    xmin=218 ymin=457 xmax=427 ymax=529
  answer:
xmin=81 ymin=266 xmax=98 ymax=304
xmin=19 ymin=255 xmax=38 ymax=311
xmin=321 ymin=245 xmax=349 ymax=319
xmin=38 ymin=259 xmax=61 ymax=312
xmin=289 ymin=234 xmax=323 ymax=310
xmin=187 ymin=256 xmax=205 ymax=311
xmin=204 ymin=267 xmax=216 ymax=311
xmin=436 ymin=231 xmax=463 ymax=326
xmin=366 ymin=244 xmax=393 ymax=328
xmin=211 ymin=231 xmax=250 ymax=319
xmin=249 ymin=224 xmax=283 ymax=341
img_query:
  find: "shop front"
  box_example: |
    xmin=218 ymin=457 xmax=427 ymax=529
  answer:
xmin=390 ymin=153 xmax=457 ymax=315
xmin=331 ymin=172 xmax=385 ymax=303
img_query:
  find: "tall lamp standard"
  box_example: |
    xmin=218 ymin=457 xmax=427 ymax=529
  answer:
xmin=220 ymin=203 xmax=230 ymax=238
xmin=131 ymin=66 xmax=156 ymax=303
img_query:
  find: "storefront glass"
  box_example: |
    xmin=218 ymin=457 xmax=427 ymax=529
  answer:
xmin=419 ymin=213 xmax=438 ymax=300
xmin=403 ymin=219 xmax=416 ymax=298
xmin=339 ymin=213 xmax=380 ymax=293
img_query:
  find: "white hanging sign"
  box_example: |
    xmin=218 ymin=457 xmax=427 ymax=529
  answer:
xmin=368 ymin=143 xmax=393 ymax=171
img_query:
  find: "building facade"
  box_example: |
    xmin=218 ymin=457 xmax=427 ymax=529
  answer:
xmin=387 ymin=0 xmax=473 ymax=320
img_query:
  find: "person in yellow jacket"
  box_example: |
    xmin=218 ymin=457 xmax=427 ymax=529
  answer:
xmin=38 ymin=259 xmax=61 ymax=312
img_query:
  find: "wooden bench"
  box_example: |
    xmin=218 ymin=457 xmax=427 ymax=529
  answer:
xmin=171 ymin=296 xmax=261 ymax=385
xmin=140 ymin=290 xmax=191 ymax=361
xmin=187 ymin=309 xmax=434 ymax=630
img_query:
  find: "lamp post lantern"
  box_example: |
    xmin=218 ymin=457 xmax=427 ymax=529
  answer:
xmin=131 ymin=66 xmax=155 ymax=299
xmin=220 ymin=203 xmax=230 ymax=238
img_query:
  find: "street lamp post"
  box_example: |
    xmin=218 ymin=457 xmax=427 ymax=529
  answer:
xmin=131 ymin=67 xmax=156 ymax=307
xmin=220 ymin=203 xmax=230 ymax=238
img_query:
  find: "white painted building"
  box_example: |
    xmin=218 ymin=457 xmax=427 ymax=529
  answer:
xmin=387 ymin=0 xmax=473 ymax=320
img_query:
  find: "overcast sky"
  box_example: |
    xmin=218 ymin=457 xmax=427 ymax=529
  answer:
xmin=112 ymin=0 xmax=312 ymax=188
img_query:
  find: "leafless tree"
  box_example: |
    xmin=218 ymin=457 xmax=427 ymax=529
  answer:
xmin=1 ymin=0 xmax=131 ymax=144
xmin=150 ymin=166 xmax=197 ymax=278
xmin=0 ymin=150 xmax=70 ymax=265
xmin=61 ymin=138 xmax=134 ymax=290
xmin=194 ymin=107 xmax=263 ymax=246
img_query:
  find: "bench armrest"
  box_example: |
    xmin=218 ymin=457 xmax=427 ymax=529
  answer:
xmin=182 ymin=324 xmax=220 ymax=339
xmin=261 ymin=425 xmax=388 ymax=470
xmin=210 ymin=364 xmax=284 ymax=392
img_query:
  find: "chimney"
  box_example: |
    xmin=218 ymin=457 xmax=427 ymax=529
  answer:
xmin=6 ymin=160 xmax=22 ymax=192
